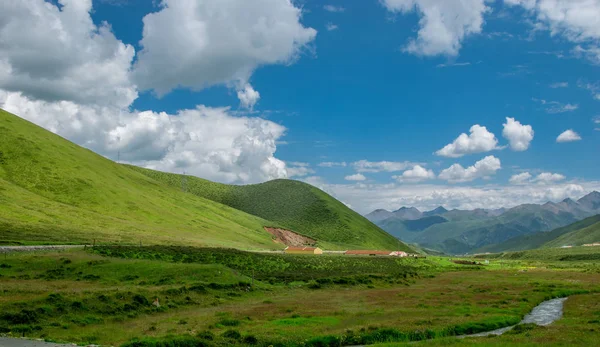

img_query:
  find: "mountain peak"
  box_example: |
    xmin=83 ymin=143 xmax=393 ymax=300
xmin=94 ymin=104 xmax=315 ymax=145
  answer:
xmin=578 ymin=191 xmax=600 ymax=211
xmin=394 ymin=206 xmax=420 ymax=212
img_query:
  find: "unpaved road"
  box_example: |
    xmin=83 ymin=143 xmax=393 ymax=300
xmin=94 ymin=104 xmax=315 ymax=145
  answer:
xmin=0 ymin=245 xmax=84 ymax=253
xmin=0 ymin=337 xmax=78 ymax=347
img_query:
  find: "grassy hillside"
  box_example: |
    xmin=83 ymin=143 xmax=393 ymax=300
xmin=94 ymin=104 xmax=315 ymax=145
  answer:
xmin=543 ymin=215 xmax=600 ymax=248
xmin=0 ymin=109 xmax=408 ymax=251
xmin=0 ymin=109 xmax=282 ymax=249
xmin=474 ymin=245 xmax=600 ymax=261
xmin=128 ymin=166 xmax=411 ymax=251
xmin=476 ymin=214 xmax=600 ymax=253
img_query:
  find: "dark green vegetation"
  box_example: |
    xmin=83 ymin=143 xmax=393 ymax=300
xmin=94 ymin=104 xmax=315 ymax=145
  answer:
xmin=128 ymin=166 xmax=408 ymax=251
xmin=479 ymin=214 xmax=600 ymax=253
xmin=91 ymin=246 xmax=424 ymax=284
xmin=1 ymin=247 xmax=599 ymax=346
xmin=369 ymin=195 xmax=600 ymax=254
xmin=0 ymin=108 xmax=408 ymax=251
xmin=474 ymin=245 xmax=600 ymax=262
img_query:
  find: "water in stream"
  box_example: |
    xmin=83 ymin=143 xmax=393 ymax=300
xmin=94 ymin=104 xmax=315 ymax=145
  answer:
xmin=463 ymin=297 xmax=568 ymax=338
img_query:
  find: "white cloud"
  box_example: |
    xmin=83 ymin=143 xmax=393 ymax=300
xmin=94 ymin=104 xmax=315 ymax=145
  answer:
xmin=393 ymin=165 xmax=435 ymax=183
xmin=0 ymin=0 xmax=137 ymax=108
xmin=345 ymin=173 xmax=367 ymax=181
xmin=237 ymin=84 xmax=260 ymax=109
xmin=381 ymin=0 xmax=490 ymax=56
xmin=438 ymin=156 xmax=501 ymax=183
xmin=505 ymin=0 xmax=600 ymax=64
xmin=532 ymin=98 xmax=579 ymax=113
xmin=318 ymin=161 xmax=347 ymax=167
xmin=302 ymin=179 xmax=597 ymax=214
xmin=547 ymin=103 xmax=579 ymax=114
xmin=533 ymin=172 xmax=566 ymax=184
xmin=549 ymin=82 xmax=569 ymax=88
xmin=0 ymin=91 xmax=290 ymax=184
xmin=286 ymin=162 xmax=315 ymax=178
xmin=556 ymin=129 xmax=582 ymax=143
xmin=326 ymin=23 xmax=339 ymax=31
xmin=132 ymin=0 xmax=317 ymax=96
xmin=0 ymin=0 xmax=326 ymax=185
xmin=324 ymin=5 xmax=345 ymax=13
xmin=352 ymin=160 xmax=417 ymax=173
xmin=509 ymin=172 xmax=533 ymax=185
xmin=578 ymin=81 xmax=600 ymax=100
xmin=502 ymin=117 xmax=534 ymax=151
xmin=436 ymin=62 xmax=472 ymax=68
xmin=436 ymin=125 xmax=500 ymax=158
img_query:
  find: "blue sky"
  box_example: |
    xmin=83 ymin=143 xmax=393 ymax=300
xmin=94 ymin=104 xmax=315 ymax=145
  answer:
xmin=1 ymin=0 xmax=599 ymax=213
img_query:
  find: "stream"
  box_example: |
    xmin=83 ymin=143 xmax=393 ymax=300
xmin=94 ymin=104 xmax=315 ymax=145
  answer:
xmin=461 ymin=297 xmax=568 ymax=338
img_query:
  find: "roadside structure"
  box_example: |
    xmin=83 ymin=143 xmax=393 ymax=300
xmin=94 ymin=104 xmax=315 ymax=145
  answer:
xmin=284 ymin=246 xmax=323 ymax=255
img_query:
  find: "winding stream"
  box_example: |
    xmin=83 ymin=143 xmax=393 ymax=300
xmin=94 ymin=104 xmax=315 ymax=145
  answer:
xmin=462 ymin=297 xmax=568 ymax=338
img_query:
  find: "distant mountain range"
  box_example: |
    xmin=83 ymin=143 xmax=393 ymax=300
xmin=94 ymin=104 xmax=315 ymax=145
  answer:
xmin=365 ymin=191 xmax=600 ymax=254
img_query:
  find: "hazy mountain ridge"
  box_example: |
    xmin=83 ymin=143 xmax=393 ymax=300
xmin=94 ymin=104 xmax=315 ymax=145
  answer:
xmin=366 ymin=192 xmax=600 ymax=254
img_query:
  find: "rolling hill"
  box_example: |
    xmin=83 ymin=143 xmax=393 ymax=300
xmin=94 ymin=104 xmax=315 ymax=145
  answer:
xmin=475 ymin=214 xmax=600 ymax=253
xmin=543 ymin=215 xmax=600 ymax=248
xmin=127 ymin=166 xmax=410 ymax=251
xmin=0 ymin=108 xmax=410 ymax=251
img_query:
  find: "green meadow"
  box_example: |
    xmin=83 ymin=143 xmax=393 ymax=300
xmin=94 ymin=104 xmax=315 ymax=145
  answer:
xmin=0 ymin=246 xmax=599 ymax=346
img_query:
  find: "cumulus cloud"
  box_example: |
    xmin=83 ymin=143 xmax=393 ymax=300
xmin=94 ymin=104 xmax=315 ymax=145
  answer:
xmin=533 ymin=172 xmax=566 ymax=184
xmin=0 ymin=91 xmax=288 ymax=184
xmin=381 ymin=0 xmax=490 ymax=56
xmin=556 ymin=129 xmax=582 ymax=143
xmin=438 ymin=156 xmax=501 ymax=183
xmin=0 ymin=0 xmax=137 ymax=108
xmin=352 ymin=160 xmax=417 ymax=173
xmin=0 ymin=0 xmax=324 ymax=185
xmin=318 ymin=161 xmax=347 ymax=167
xmin=345 ymin=173 xmax=367 ymax=181
xmin=132 ymin=0 xmax=317 ymax=96
xmin=237 ymin=84 xmax=260 ymax=109
xmin=286 ymin=162 xmax=315 ymax=178
xmin=505 ymin=0 xmax=600 ymax=64
xmin=502 ymin=117 xmax=534 ymax=151
xmin=393 ymin=165 xmax=435 ymax=183
xmin=509 ymin=172 xmax=533 ymax=185
xmin=436 ymin=125 xmax=500 ymax=158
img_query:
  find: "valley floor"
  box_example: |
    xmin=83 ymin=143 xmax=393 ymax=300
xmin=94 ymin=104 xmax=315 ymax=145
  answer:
xmin=0 ymin=247 xmax=598 ymax=346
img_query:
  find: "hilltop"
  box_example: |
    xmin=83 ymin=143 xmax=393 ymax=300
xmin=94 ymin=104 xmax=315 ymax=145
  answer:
xmin=0 ymin=108 xmax=410 ymax=251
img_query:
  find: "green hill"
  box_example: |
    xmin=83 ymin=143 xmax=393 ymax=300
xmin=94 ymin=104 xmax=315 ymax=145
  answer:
xmin=128 ymin=166 xmax=410 ymax=251
xmin=0 ymin=109 xmax=283 ymax=249
xmin=543 ymin=215 xmax=600 ymax=248
xmin=0 ymin=108 xmax=409 ymax=251
xmin=476 ymin=214 xmax=600 ymax=253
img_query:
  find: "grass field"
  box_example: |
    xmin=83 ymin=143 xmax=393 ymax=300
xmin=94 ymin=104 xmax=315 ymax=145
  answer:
xmin=1 ymin=247 xmax=599 ymax=346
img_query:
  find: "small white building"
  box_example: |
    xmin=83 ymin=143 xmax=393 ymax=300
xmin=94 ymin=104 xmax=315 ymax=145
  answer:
xmin=389 ymin=251 xmax=408 ymax=257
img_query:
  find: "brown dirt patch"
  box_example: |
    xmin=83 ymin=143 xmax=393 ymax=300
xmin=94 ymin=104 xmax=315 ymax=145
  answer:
xmin=264 ymin=227 xmax=316 ymax=247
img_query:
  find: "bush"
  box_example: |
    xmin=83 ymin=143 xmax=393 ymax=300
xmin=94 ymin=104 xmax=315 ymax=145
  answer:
xmin=242 ymin=335 xmax=259 ymax=345
xmin=222 ymin=329 xmax=242 ymax=340
xmin=218 ymin=318 xmax=240 ymax=327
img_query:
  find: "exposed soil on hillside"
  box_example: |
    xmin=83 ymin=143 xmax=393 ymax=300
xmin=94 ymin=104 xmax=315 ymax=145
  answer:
xmin=264 ymin=227 xmax=316 ymax=247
